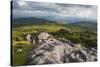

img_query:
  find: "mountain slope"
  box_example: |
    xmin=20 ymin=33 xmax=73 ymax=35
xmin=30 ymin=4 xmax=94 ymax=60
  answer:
xmin=68 ymin=21 xmax=97 ymax=31
xmin=12 ymin=17 xmax=55 ymax=27
xmin=12 ymin=17 xmax=53 ymax=24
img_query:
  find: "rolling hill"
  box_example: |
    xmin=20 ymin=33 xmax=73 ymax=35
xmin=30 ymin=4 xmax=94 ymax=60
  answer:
xmin=68 ymin=21 xmax=97 ymax=31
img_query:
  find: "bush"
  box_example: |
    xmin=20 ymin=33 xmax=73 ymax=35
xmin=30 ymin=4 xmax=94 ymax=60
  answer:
xmin=50 ymin=28 xmax=97 ymax=47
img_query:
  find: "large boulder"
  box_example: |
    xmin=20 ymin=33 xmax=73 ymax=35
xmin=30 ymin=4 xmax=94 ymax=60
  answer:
xmin=38 ymin=32 xmax=50 ymax=40
xmin=26 ymin=33 xmax=97 ymax=65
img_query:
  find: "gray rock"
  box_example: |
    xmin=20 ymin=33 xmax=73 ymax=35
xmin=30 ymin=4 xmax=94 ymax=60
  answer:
xmin=16 ymin=48 xmax=23 ymax=53
xmin=26 ymin=33 xmax=97 ymax=65
xmin=38 ymin=32 xmax=50 ymax=40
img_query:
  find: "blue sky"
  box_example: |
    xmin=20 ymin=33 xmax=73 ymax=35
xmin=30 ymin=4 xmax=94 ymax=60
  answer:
xmin=12 ymin=1 xmax=97 ymax=22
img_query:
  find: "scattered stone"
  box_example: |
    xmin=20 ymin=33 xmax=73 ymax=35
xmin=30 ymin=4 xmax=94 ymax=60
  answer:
xmin=26 ymin=34 xmax=33 ymax=43
xmin=16 ymin=49 xmax=23 ymax=53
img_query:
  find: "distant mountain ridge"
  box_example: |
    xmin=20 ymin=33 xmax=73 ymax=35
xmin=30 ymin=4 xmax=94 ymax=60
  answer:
xmin=12 ymin=17 xmax=96 ymax=24
xmin=12 ymin=17 xmax=97 ymax=31
xmin=12 ymin=17 xmax=55 ymax=24
xmin=68 ymin=21 xmax=97 ymax=31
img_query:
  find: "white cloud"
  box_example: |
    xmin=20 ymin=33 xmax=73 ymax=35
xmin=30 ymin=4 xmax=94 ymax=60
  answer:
xmin=17 ymin=1 xmax=27 ymax=6
xmin=13 ymin=1 xmax=97 ymax=21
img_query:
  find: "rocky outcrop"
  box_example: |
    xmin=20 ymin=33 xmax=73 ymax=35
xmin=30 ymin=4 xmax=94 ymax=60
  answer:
xmin=38 ymin=32 xmax=50 ymax=40
xmin=26 ymin=32 xmax=97 ymax=65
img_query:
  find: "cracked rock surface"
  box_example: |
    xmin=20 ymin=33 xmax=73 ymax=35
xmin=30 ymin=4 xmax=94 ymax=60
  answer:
xmin=26 ymin=32 xmax=97 ymax=65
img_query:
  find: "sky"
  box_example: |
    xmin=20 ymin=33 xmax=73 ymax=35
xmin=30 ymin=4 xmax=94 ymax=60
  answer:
xmin=12 ymin=1 xmax=97 ymax=23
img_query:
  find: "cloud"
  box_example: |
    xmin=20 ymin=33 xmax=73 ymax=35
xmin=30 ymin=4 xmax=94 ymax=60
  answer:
xmin=17 ymin=1 xmax=26 ymax=6
xmin=12 ymin=1 xmax=97 ymax=21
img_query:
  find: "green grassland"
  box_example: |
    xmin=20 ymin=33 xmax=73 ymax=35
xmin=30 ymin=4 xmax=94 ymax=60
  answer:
xmin=12 ymin=22 xmax=97 ymax=66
